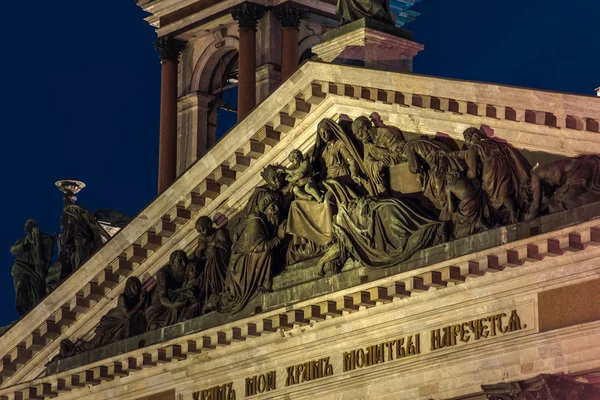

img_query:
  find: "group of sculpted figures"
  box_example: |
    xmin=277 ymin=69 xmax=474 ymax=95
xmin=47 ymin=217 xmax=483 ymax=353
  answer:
xmin=10 ymin=205 xmax=108 ymax=316
xmin=31 ymin=116 xmax=600 ymax=361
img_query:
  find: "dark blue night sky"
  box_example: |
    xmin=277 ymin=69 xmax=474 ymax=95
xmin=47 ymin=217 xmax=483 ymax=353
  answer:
xmin=0 ymin=0 xmax=598 ymax=326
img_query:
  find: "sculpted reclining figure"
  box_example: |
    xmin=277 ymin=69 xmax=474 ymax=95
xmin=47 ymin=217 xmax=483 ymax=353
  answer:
xmin=524 ymin=155 xmax=600 ymax=220
xmin=76 ymin=277 xmax=148 ymax=352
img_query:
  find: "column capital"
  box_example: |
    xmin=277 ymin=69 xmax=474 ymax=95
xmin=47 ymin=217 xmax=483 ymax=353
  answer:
xmin=231 ymin=2 xmax=267 ymax=29
xmin=154 ymin=37 xmax=186 ymax=62
xmin=273 ymin=2 xmax=309 ymax=29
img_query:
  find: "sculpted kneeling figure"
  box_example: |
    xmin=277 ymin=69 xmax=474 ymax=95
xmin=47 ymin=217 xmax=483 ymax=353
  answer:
xmin=218 ymin=193 xmax=286 ymax=314
xmin=194 ymin=216 xmax=231 ymax=313
xmin=146 ymin=250 xmax=190 ymax=330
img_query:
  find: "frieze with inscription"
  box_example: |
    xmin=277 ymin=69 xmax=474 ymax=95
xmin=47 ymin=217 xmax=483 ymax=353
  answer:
xmin=182 ymin=307 xmax=531 ymax=399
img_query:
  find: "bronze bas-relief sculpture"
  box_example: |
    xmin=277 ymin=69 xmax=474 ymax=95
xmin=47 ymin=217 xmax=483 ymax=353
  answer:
xmin=146 ymin=250 xmax=192 ymax=330
xmin=56 ymin=115 xmax=600 ymax=359
xmin=352 ymin=116 xmax=406 ymax=195
xmin=523 ymin=155 xmax=600 ymax=220
xmin=217 ymin=191 xmax=286 ymax=314
xmin=278 ymin=149 xmax=323 ymax=202
xmin=10 ymin=219 xmax=55 ymax=316
xmin=194 ymin=216 xmax=231 ymax=313
xmin=76 ymin=277 xmax=148 ymax=352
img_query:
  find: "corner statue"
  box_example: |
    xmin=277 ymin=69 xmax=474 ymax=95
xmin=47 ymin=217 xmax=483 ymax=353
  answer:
xmin=336 ymin=0 xmax=394 ymax=25
xmin=11 ymin=219 xmax=55 ymax=315
xmin=59 ymin=205 xmax=110 ymax=276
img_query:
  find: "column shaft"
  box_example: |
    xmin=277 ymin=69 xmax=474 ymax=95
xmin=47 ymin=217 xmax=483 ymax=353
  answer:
xmin=237 ymin=26 xmax=257 ymax=121
xmin=158 ymin=58 xmax=178 ymax=193
xmin=154 ymin=37 xmax=185 ymax=194
xmin=281 ymin=26 xmax=299 ymax=81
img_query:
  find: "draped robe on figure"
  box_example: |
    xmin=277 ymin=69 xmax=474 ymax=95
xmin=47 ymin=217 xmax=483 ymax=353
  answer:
xmin=11 ymin=233 xmax=54 ymax=315
xmin=334 ymin=196 xmax=448 ymax=268
xmin=218 ymin=214 xmax=280 ymax=314
xmin=146 ymin=264 xmax=186 ymax=329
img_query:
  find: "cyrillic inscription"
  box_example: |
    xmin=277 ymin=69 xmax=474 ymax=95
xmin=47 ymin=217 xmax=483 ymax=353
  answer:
xmin=430 ymin=310 xmax=523 ymax=351
xmin=192 ymin=382 xmax=236 ymax=400
xmin=285 ymin=357 xmax=334 ymax=386
xmin=343 ymin=334 xmax=421 ymax=372
xmin=245 ymin=371 xmax=276 ymax=397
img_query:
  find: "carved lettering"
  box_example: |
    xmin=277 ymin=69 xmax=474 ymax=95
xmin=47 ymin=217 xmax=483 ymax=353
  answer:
xmin=286 ymin=357 xmax=333 ymax=387
xmin=431 ymin=310 xmax=523 ymax=351
xmin=246 ymin=371 xmax=276 ymax=397
xmin=193 ymin=382 xmax=235 ymax=400
xmin=344 ymin=335 xmax=421 ymax=371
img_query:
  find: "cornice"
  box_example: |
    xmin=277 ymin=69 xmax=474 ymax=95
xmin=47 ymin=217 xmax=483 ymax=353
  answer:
xmin=148 ymin=0 xmax=336 ymax=38
xmin=1 ymin=62 xmax=599 ymax=391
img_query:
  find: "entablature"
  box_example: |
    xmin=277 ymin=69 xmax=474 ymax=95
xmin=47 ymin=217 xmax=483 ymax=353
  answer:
xmin=138 ymin=0 xmax=337 ymax=39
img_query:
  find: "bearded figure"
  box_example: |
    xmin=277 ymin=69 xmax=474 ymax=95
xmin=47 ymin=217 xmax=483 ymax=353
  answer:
xmin=217 ymin=193 xmax=286 ymax=314
xmin=352 ymin=116 xmax=406 ymax=195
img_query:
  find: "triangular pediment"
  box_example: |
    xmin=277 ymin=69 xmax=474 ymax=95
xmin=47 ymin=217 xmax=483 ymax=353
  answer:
xmin=1 ymin=61 xmax=599 ymax=397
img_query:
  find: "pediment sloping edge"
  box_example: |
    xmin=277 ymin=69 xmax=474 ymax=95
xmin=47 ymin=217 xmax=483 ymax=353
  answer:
xmin=1 ymin=60 xmax=599 ymax=389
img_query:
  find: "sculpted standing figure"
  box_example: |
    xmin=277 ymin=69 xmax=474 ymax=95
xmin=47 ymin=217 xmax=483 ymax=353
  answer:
xmin=146 ymin=250 xmax=189 ymax=330
xmin=10 ymin=219 xmax=55 ymax=315
xmin=352 ymin=116 xmax=406 ymax=194
xmin=524 ymin=155 xmax=600 ymax=220
xmin=194 ymin=216 xmax=231 ymax=312
xmin=59 ymin=205 xmax=109 ymax=276
xmin=336 ymin=0 xmax=394 ymax=25
xmin=77 ymin=277 xmax=148 ymax=351
xmin=460 ymin=127 xmax=530 ymax=224
xmin=218 ymin=193 xmax=286 ymax=314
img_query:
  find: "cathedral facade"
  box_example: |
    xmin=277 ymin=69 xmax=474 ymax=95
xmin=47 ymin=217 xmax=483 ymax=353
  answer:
xmin=1 ymin=1 xmax=600 ymax=399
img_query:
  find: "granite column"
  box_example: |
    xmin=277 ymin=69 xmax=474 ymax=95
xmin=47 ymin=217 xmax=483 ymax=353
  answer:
xmin=231 ymin=2 xmax=266 ymax=122
xmin=274 ymin=3 xmax=309 ymax=81
xmin=154 ymin=37 xmax=186 ymax=194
